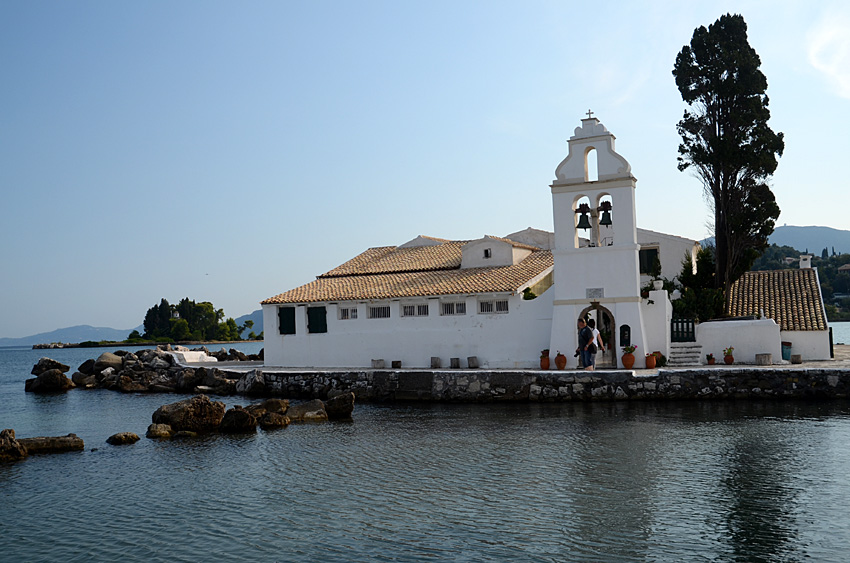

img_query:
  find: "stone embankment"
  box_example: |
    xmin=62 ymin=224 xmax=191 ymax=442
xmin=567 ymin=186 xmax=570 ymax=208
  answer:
xmin=25 ymin=346 xmax=263 ymax=395
xmin=258 ymin=366 xmax=850 ymax=402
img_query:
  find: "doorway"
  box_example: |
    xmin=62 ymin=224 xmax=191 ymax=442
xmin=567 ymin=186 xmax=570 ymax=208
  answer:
xmin=580 ymin=303 xmax=616 ymax=368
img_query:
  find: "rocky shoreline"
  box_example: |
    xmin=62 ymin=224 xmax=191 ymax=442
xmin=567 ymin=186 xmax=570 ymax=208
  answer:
xmin=24 ymin=346 xmax=263 ymax=396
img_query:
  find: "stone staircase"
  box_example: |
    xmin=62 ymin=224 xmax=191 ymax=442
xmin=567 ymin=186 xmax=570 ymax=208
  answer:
xmin=667 ymin=342 xmax=703 ymax=367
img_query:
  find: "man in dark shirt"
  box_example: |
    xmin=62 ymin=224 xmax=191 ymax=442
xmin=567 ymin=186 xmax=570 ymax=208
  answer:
xmin=577 ymin=318 xmax=594 ymax=370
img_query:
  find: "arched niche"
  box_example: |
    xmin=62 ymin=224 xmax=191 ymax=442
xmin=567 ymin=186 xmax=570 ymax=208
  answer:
xmin=585 ymin=146 xmax=598 ymax=182
xmin=596 ymin=193 xmax=614 ymax=246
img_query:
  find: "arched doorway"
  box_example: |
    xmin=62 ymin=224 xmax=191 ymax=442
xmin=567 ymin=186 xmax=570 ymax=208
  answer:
xmin=580 ymin=303 xmax=616 ymax=368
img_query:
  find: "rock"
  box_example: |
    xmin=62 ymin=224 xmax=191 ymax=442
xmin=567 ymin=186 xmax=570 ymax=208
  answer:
xmin=236 ymin=369 xmax=266 ymax=395
xmin=151 ymin=394 xmax=226 ymax=432
xmin=0 ymin=429 xmax=28 ymax=462
xmin=286 ymin=399 xmax=328 ymax=422
xmin=325 ymin=392 xmax=355 ymax=421
xmin=172 ymin=430 xmax=197 ymax=439
xmin=219 ymin=407 xmax=257 ymax=433
xmin=175 ymin=368 xmax=198 ymax=392
xmin=148 ymin=357 xmax=170 ymax=370
xmin=18 ymin=433 xmax=84 ymax=454
xmin=106 ymin=432 xmax=140 ymax=445
xmin=24 ymin=369 xmax=75 ymax=393
xmin=93 ymin=352 xmax=123 ymax=374
xmin=229 ymin=348 xmax=249 ymax=362
xmin=117 ymin=376 xmax=148 ymax=393
xmin=71 ymin=372 xmax=96 ymax=388
xmin=78 ymin=358 xmax=96 ymax=375
xmin=31 ymin=357 xmax=71 ymax=375
xmin=146 ymin=423 xmax=173 ymax=439
xmin=259 ymin=412 xmax=290 ymax=430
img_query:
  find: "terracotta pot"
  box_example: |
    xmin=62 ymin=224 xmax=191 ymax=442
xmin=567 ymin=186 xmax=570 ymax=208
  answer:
xmin=645 ymin=354 xmax=656 ymax=369
xmin=707 ymin=358 xmax=716 ymax=365
xmin=555 ymin=355 xmax=567 ymax=370
xmin=724 ymin=355 xmax=734 ymax=365
xmin=622 ymin=352 xmax=635 ymax=369
xmin=540 ymin=356 xmax=550 ymax=370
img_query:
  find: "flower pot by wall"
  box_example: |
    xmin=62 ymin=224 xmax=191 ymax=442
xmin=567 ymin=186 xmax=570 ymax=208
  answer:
xmin=622 ymin=353 xmax=635 ymax=369
xmin=724 ymin=355 xmax=734 ymax=365
xmin=555 ymin=355 xmax=567 ymax=370
xmin=707 ymin=358 xmax=716 ymax=365
xmin=645 ymin=355 xmax=656 ymax=369
xmin=540 ymin=356 xmax=550 ymax=370
xmin=653 ymin=280 xmax=664 ymax=290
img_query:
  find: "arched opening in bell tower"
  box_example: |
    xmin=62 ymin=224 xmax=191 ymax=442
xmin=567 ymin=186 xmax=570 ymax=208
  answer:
xmin=580 ymin=303 xmax=616 ymax=368
xmin=585 ymin=147 xmax=598 ymax=182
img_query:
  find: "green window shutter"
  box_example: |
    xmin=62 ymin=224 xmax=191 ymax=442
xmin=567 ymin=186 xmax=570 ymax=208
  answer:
xmin=307 ymin=306 xmax=327 ymax=334
xmin=278 ymin=307 xmax=296 ymax=335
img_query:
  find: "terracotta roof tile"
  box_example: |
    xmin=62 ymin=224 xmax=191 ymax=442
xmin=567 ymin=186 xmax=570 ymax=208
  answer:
xmin=321 ymin=241 xmax=466 ymax=277
xmin=726 ymin=269 xmax=828 ymax=331
xmin=262 ymin=251 xmax=553 ymax=304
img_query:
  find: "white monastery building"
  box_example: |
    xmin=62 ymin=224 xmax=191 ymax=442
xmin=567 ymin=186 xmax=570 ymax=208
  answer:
xmin=262 ymin=116 xmax=831 ymax=368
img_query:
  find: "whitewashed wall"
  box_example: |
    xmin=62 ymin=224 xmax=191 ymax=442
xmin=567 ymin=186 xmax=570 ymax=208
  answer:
xmin=263 ymin=288 xmax=554 ymax=369
xmin=641 ymin=289 xmax=672 ymax=359
xmin=697 ymin=319 xmax=782 ymax=364
xmin=780 ymin=330 xmax=831 ymax=361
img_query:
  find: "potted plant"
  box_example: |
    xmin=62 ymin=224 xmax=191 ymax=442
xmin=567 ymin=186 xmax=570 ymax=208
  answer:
xmin=645 ymin=352 xmax=656 ymax=369
xmin=540 ymin=349 xmax=550 ymax=370
xmin=723 ymin=346 xmax=734 ymax=364
xmin=554 ymin=351 xmax=567 ymax=370
xmin=706 ymin=353 xmax=715 ymax=365
xmin=621 ymin=344 xmax=637 ymax=369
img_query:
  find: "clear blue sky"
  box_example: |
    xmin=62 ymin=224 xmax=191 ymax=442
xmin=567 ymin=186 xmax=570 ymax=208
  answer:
xmin=1 ymin=1 xmax=848 ymax=338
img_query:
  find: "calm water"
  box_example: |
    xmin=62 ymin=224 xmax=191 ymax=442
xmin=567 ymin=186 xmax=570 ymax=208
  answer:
xmin=3 ymin=344 xmax=850 ymax=561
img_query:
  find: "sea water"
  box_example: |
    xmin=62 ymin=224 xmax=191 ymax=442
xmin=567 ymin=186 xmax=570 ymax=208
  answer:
xmin=3 ymin=343 xmax=850 ymax=561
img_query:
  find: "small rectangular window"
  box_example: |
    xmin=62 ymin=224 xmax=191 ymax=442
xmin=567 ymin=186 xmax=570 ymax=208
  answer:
xmin=483 ymin=248 xmax=492 ymax=259
xmin=479 ymin=299 xmax=509 ymax=314
xmin=339 ymin=307 xmax=357 ymax=320
xmin=402 ymin=303 xmax=429 ymax=317
xmin=479 ymin=300 xmax=494 ymax=314
xmin=639 ymin=248 xmax=660 ymax=275
xmin=441 ymin=301 xmax=466 ymax=316
xmin=368 ymin=305 xmax=391 ymax=319
xmin=495 ymin=299 xmax=509 ymax=313
xmin=278 ymin=306 xmax=296 ymax=335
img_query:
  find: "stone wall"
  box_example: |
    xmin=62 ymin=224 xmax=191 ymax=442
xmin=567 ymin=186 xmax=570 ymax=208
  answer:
xmin=255 ymin=367 xmax=850 ymax=403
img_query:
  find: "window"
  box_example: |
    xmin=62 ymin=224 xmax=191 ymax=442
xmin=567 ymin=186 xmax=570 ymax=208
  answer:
xmin=368 ymin=305 xmax=391 ymax=319
xmin=483 ymin=248 xmax=492 ymax=259
xmin=307 ymin=306 xmax=327 ymax=333
xmin=441 ymin=301 xmax=466 ymax=316
xmin=479 ymin=299 xmax=509 ymax=314
xmin=402 ymin=303 xmax=429 ymax=317
xmin=339 ymin=307 xmax=357 ymax=320
xmin=278 ymin=306 xmax=296 ymax=335
xmin=639 ymin=248 xmax=660 ymax=275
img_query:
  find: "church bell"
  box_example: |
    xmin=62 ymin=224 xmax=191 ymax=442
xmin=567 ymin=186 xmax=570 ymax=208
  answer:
xmin=576 ymin=212 xmax=592 ymax=230
xmin=598 ymin=209 xmax=612 ymax=226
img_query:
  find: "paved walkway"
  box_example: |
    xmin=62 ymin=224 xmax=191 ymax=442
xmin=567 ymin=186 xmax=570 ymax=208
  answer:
xmin=182 ymin=345 xmax=850 ymax=375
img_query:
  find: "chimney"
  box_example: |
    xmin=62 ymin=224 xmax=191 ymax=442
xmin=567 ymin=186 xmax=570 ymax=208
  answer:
xmin=800 ymin=255 xmax=812 ymax=269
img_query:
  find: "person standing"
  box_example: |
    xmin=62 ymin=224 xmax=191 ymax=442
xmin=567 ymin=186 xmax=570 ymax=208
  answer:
xmin=587 ymin=318 xmax=605 ymax=369
xmin=576 ymin=318 xmax=594 ymax=370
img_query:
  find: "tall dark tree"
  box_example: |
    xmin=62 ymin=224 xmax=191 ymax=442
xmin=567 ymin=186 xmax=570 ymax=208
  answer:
xmin=673 ymin=13 xmax=784 ymax=294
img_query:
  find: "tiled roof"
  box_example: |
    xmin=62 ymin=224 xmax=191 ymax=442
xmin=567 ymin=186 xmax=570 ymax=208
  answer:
xmin=262 ymin=249 xmax=553 ymax=304
xmin=726 ymin=269 xmax=827 ymax=331
xmin=321 ymin=241 xmax=466 ymax=277
xmin=482 ymin=235 xmax=540 ymax=252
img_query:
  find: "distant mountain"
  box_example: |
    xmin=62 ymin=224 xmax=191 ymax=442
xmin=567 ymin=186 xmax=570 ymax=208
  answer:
xmin=235 ymin=309 xmax=263 ymax=333
xmin=0 ymin=324 xmax=143 ymax=348
xmin=700 ymin=226 xmax=850 ymax=255
xmin=769 ymin=225 xmax=850 ymax=255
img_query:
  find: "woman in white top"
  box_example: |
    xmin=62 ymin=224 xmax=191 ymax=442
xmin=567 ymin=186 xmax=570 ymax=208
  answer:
xmin=587 ymin=318 xmax=605 ymax=368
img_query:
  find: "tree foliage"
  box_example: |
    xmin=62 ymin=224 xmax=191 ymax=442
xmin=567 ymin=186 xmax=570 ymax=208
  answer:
xmin=141 ymin=297 xmax=240 ymax=342
xmin=672 ymin=247 xmax=725 ymax=322
xmin=673 ymin=13 xmax=784 ymax=294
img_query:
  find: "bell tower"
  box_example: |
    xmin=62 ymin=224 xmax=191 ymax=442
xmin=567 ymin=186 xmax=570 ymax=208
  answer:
xmin=548 ymin=114 xmax=647 ymax=367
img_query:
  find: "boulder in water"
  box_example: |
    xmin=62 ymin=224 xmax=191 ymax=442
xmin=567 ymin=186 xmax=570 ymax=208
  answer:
xmin=151 ymin=394 xmax=226 ymax=432
xmin=0 ymin=429 xmax=28 ymax=462
xmin=106 ymin=432 xmax=140 ymax=445
xmin=219 ymin=406 xmax=257 ymax=433
xmin=31 ymin=357 xmax=70 ymax=375
xmin=24 ymin=369 xmax=75 ymax=393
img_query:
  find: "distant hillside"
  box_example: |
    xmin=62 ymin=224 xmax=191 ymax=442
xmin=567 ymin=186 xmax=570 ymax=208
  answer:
xmin=770 ymin=225 xmax=850 ymax=255
xmin=0 ymin=324 xmax=142 ymax=347
xmin=235 ymin=309 xmax=263 ymax=333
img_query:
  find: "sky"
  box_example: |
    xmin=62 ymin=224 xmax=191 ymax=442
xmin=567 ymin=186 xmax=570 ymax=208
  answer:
xmin=1 ymin=1 xmax=849 ymax=338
